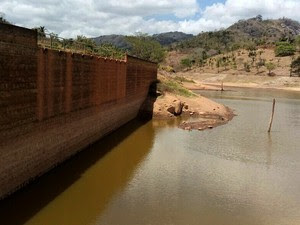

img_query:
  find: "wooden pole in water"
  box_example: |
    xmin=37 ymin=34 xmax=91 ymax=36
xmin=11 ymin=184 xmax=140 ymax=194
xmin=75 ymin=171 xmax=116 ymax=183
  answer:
xmin=268 ymin=98 xmax=276 ymax=133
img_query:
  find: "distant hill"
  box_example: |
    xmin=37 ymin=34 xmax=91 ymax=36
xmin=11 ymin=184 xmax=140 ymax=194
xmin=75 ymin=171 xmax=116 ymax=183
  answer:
xmin=92 ymin=32 xmax=194 ymax=49
xmin=175 ymin=16 xmax=300 ymax=53
xmin=92 ymin=35 xmax=130 ymax=49
xmin=227 ymin=15 xmax=300 ymax=41
xmin=152 ymin=32 xmax=193 ymax=45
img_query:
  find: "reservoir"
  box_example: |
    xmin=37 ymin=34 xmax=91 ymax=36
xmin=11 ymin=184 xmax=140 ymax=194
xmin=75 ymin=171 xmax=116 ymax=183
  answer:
xmin=0 ymin=88 xmax=300 ymax=225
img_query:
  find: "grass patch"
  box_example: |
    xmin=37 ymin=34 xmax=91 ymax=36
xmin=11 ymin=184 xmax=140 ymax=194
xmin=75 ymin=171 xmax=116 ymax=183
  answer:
xmin=173 ymin=76 xmax=195 ymax=83
xmin=157 ymin=79 xmax=196 ymax=97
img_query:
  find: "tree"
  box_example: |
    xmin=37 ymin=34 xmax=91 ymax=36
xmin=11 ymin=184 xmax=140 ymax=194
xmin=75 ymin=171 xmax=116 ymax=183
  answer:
xmin=126 ymin=35 xmax=165 ymax=63
xmin=76 ymin=35 xmax=97 ymax=52
xmin=256 ymin=15 xmax=263 ymax=21
xmin=33 ymin=26 xmax=47 ymax=37
xmin=244 ymin=62 xmax=250 ymax=72
xmin=180 ymin=58 xmax=193 ymax=69
xmin=291 ymin=57 xmax=300 ymax=77
xmin=275 ymin=42 xmax=296 ymax=57
xmin=216 ymin=58 xmax=222 ymax=73
xmin=232 ymin=61 xmax=237 ymax=70
xmin=0 ymin=13 xmax=11 ymax=24
xmin=256 ymin=58 xmax=265 ymax=74
xmin=248 ymin=50 xmax=257 ymax=65
xmin=266 ymin=62 xmax=276 ymax=76
xmin=295 ymin=36 xmax=300 ymax=51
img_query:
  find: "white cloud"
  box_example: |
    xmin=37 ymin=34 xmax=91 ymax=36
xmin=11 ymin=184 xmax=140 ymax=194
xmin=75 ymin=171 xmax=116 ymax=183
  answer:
xmin=201 ymin=0 xmax=300 ymax=28
xmin=0 ymin=0 xmax=299 ymax=37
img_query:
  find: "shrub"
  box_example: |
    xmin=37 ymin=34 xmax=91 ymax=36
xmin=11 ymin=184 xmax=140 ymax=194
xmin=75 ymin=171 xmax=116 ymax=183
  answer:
xmin=244 ymin=63 xmax=251 ymax=72
xmin=160 ymin=65 xmax=175 ymax=73
xmin=126 ymin=34 xmax=166 ymax=63
xmin=266 ymin=62 xmax=276 ymax=76
xmin=157 ymin=80 xmax=196 ymax=97
xmin=180 ymin=58 xmax=194 ymax=69
xmin=291 ymin=57 xmax=300 ymax=77
xmin=275 ymin=42 xmax=296 ymax=57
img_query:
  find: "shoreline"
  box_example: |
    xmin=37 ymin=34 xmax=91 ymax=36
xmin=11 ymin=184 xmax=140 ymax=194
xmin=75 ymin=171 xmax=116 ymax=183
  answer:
xmin=201 ymin=82 xmax=300 ymax=92
xmin=151 ymin=92 xmax=235 ymax=131
xmin=178 ymin=73 xmax=300 ymax=92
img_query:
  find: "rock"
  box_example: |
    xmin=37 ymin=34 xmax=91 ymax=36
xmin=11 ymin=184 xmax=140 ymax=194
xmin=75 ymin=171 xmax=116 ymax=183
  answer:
xmin=173 ymin=99 xmax=177 ymax=102
xmin=208 ymin=126 xmax=213 ymax=129
xmin=189 ymin=112 xmax=194 ymax=116
xmin=184 ymin=126 xmax=191 ymax=131
xmin=184 ymin=105 xmax=188 ymax=109
xmin=199 ymin=112 xmax=205 ymax=115
xmin=174 ymin=101 xmax=183 ymax=115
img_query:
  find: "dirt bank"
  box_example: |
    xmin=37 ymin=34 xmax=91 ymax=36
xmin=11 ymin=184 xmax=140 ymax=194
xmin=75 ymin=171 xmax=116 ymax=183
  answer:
xmin=152 ymin=91 xmax=234 ymax=131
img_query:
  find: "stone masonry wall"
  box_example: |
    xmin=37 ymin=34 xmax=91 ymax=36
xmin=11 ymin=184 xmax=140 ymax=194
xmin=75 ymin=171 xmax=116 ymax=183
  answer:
xmin=0 ymin=23 xmax=157 ymax=199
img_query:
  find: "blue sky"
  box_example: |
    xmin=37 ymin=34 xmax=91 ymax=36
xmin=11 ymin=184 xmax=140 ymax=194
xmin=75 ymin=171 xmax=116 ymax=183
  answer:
xmin=198 ymin=0 xmax=225 ymax=8
xmin=0 ymin=0 xmax=299 ymax=37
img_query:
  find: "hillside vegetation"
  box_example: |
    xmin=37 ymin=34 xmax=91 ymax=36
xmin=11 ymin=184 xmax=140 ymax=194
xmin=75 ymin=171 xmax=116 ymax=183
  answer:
xmin=164 ymin=16 xmax=300 ymax=77
xmin=175 ymin=16 xmax=300 ymax=53
xmin=92 ymin=31 xmax=193 ymax=48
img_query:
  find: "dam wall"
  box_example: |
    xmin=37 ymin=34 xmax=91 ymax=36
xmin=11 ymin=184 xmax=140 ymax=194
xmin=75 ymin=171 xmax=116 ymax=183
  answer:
xmin=0 ymin=23 xmax=157 ymax=199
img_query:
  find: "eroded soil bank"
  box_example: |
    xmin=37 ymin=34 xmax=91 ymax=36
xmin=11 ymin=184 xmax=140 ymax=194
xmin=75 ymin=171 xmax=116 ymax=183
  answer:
xmin=141 ymin=72 xmax=235 ymax=131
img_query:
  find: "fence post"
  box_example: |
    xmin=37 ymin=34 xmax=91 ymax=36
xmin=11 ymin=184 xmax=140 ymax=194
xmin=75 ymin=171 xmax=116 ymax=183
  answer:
xmin=267 ymin=99 xmax=276 ymax=133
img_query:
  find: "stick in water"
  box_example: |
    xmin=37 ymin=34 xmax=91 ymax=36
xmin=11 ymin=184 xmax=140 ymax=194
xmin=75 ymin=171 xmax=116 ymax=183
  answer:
xmin=268 ymin=98 xmax=276 ymax=133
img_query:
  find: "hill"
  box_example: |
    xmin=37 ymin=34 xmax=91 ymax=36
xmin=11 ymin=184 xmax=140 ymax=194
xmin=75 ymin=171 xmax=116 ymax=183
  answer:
xmin=227 ymin=16 xmax=300 ymax=42
xmin=92 ymin=31 xmax=193 ymax=49
xmin=175 ymin=16 xmax=300 ymax=53
xmin=152 ymin=32 xmax=193 ymax=46
xmin=165 ymin=16 xmax=300 ymax=72
xmin=92 ymin=35 xmax=130 ymax=49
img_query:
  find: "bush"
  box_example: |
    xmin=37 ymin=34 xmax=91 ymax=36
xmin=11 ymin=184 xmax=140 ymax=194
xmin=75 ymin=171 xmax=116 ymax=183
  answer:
xmin=244 ymin=63 xmax=251 ymax=72
xmin=180 ymin=58 xmax=194 ymax=69
xmin=291 ymin=57 xmax=300 ymax=76
xmin=126 ymin=34 xmax=166 ymax=63
xmin=266 ymin=62 xmax=276 ymax=76
xmin=160 ymin=65 xmax=175 ymax=73
xmin=275 ymin=42 xmax=296 ymax=57
xmin=157 ymin=80 xmax=196 ymax=97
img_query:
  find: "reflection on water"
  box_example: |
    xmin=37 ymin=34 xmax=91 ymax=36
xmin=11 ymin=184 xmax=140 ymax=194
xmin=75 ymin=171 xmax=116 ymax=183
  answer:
xmin=0 ymin=120 xmax=155 ymax=225
xmin=1 ymin=88 xmax=300 ymax=225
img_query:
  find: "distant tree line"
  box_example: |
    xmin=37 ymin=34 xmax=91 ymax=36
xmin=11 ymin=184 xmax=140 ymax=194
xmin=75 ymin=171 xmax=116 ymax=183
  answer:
xmin=125 ymin=33 xmax=166 ymax=63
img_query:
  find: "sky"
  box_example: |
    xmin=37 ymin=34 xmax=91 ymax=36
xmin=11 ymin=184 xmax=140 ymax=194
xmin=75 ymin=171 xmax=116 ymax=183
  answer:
xmin=0 ymin=0 xmax=300 ymax=38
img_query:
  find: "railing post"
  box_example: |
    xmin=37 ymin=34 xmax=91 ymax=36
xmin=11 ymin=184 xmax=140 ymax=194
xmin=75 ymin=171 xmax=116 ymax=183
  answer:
xmin=50 ymin=34 xmax=53 ymax=49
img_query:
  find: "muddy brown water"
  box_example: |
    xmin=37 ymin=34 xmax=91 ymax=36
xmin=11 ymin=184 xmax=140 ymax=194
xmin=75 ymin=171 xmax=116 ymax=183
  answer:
xmin=0 ymin=88 xmax=300 ymax=225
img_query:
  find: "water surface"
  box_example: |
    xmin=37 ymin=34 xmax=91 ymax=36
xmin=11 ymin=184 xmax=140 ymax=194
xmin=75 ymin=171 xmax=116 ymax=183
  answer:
xmin=1 ymin=88 xmax=300 ymax=225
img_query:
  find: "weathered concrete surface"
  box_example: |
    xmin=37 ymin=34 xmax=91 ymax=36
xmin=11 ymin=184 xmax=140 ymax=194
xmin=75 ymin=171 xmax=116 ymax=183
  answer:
xmin=0 ymin=23 xmax=157 ymax=199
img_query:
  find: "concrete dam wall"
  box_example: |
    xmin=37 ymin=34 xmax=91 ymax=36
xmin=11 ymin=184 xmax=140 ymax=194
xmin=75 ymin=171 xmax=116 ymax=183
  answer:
xmin=0 ymin=23 xmax=157 ymax=199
